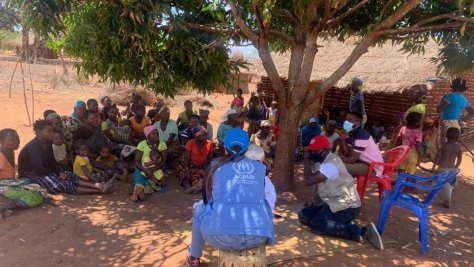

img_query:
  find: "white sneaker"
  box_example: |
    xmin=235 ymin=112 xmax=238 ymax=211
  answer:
xmin=365 ymin=223 xmax=384 ymax=250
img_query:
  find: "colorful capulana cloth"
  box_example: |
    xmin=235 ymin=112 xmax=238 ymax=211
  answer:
xmin=22 ymin=171 xmax=79 ymax=194
xmin=0 ymin=178 xmax=53 ymax=207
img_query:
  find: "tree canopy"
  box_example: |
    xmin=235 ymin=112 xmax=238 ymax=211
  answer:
xmin=8 ymin=0 xmax=474 ymax=190
xmin=0 ymin=0 xmax=19 ymax=31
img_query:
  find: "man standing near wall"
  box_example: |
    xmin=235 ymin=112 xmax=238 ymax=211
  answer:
xmin=349 ymin=77 xmax=367 ymax=127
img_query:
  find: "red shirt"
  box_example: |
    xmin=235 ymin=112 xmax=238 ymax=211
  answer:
xmin=186 ymin=139 xmax=213 ymax=166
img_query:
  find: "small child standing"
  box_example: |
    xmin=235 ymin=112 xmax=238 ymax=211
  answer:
xmin=268 ymin=101 xmax=278 ymax=127
xmin=95 ymin=146 xmax=129 ymax=182
xmin=141 ymin=148 xmax=167 ymax=192
xmin=397 ymin=112 xmax=424 ymax=175
xmin=432 ymin=127 xmax=462 ymax=208
xmin=73 ymin=140 xmax=108 ymax=182
xmin=52 ymin=132 xmax=70 ymax=171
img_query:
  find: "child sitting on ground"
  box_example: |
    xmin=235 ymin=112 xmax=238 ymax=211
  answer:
xmin=431 ymin=127 xmax=462 ymax=208
xmin=95 ymin=145 xmax=129 ymax=182
xmin=52 ymin=131 xmax=70 ymax=171
xmin=141 ymin=148 xmax=167 ymax=193
xmin=73 ymin=140 xmax=108 ymax=182
xmin=397 ymin=112 xmax=424 ymax=190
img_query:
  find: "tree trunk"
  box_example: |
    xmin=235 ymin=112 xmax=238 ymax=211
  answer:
xmin=272 ymin=104 xmax=303 ymax=192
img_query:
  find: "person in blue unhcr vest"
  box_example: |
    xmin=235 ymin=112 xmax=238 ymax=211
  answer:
xmin=186 ymin=128 xmax=275 ymax=267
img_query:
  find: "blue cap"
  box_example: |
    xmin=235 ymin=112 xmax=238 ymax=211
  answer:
xmin=224 ymin=128 xmax=250 ymax=155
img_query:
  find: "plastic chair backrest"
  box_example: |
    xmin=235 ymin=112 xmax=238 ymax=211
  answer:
xmin=380 ymin=145 xmax=410 ymax=178
xmin=392 ymin=169 xmax=460 ymax=205
xmin=423 ymin=170 xmax=460 ymax=206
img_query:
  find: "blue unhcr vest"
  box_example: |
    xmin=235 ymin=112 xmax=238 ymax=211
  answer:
xmin=201 ymin=157 xmax=275 ymax=244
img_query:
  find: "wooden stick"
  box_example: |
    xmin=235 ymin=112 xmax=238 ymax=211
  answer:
xmin=19 ymin=61 xmax=32 ymax=126
xmin=8 ymin=56 xmax=21 ymax=99
xmin=28 ymin=63 xmax=35 ymax=121
xmin=59 ymin=48 xmax=68 ymax=75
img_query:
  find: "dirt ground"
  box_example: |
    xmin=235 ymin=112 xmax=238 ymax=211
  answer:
xmin=1 ymin=60 xmax=473 ymax=266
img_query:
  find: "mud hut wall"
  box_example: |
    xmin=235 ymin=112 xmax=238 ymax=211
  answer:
xmin=322 ymin=87 xmax=413 ymax=127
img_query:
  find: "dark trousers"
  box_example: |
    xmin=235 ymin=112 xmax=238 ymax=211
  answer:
xmin=298 ymin=204 xmax=361 ymax=241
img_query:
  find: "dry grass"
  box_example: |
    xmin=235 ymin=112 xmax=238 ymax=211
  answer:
xmin=243 ymin=39 xmax=442 ymax=93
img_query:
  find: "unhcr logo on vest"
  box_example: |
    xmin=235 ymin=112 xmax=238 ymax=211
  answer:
xmin=232 ymin=160 xmax=254 ymax=175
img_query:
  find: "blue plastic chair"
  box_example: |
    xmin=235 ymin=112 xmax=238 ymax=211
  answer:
xmin=376 ymin=170 xmax=460 ymax=255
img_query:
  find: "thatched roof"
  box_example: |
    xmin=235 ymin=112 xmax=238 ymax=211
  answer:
xmin=242 ymin=39 xmax=443 ymax=93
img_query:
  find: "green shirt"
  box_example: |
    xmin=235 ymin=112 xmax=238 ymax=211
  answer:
xmin=137 ymin=140 xmax=167 ymax=167
xmin=404 ymin=103 xmax=426 ymax=120
xmin=178 ymin=110 xmax=198 ymax=124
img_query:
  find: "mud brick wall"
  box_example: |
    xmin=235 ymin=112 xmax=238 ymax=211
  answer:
xmin=257 ymin=71 xmax=474 ymax=139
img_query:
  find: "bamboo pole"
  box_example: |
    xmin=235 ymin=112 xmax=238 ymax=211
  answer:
xmin=19 ymin=61 xmax=32 ymax=126
xmin=28 ymin=64 xmax=35 ymax=121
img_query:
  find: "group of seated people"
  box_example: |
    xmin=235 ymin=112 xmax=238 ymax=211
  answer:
xmin=2 ymin=78 xmax=468 ymax=266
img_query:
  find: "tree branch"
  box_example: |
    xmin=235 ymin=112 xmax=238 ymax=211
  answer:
xmin=186 ymin=23 xmax=295 ymax=46
xmin=329 ymin=0 xmax=350 ymax=18
xmin=414 ymin=13 xmax=473 ymax=27
xmin=292 ymin=32 xmax=319 ymax=106
xmin=378 ymin=22 xmax=466 ymax=36
xmin=377 ymin=0 xmax=398 ymax=24
xmin=268 ymin=29 xmax=296 ymax=46
xmin=307 ymin=0 xmax=422 ymax=104
xmin=327 ymin=0 xmax=370 ymax=26
xmin=312 ymin=0 xmax=332 ymax=34
xmin=253 ymin=1 xmax=268 ymax=40
xmin=256 ymin=45 xmax=287 ymax=103
xmin=229 ymin=1 xmax=258 ymax=44
xmin=274 ymin=9 xmax=301 ymax=25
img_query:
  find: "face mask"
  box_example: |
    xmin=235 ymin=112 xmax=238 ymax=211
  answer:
xmin=343 ymin=121 xmax=354 ymax=133
xmin=309 ymin=152 xmax=326 ymax=163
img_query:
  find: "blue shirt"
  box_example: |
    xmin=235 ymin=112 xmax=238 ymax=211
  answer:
xmin=441 ymin=92 xmax=470 ymax=120
xmin=301 ymin=125 xmax=322 ymax=146
xmin=200 ymin=157 xmax=275 ymax=244
xmin=349 ymin=91 xmax=366 ymax=115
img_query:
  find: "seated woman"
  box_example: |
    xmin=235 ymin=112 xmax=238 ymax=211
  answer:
xmin=131 ymin=126 xmax=167 ymax=201
xmin=74 ymin=110 xmax=127 ymax=157
xmin=176 ymin=127 xmax=213 ymax=194
xmin=18 ymin=120 xmax=116 ymax=195
xmin=129 ymin=103 xmax=152 ymax=143
xmin=217 ymin=109 xmax=237 ymax=146
xmin=186 ymin=129 xmax=275 ymax=266
xmin=177 ymin=100 xmax=198 ymax=133
xmin=56 ymin=101 xmax=87 ymax=151
xmin=147 ymin=99 xmax=164 ymax=124
xmin=0 ymin=128 xmax=53 ymax=219
xmin=180 ymin=115 xmax=200 ymax=145
xmin=122 ymin=92 xmax=142 ymax=119
xmin=250 ymin=120 xmax=276 ymax=169
xmin=154 ymin=107 xmax=182 ymax=162
xmin=102 ymin=106 xmax=133 ymax=145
